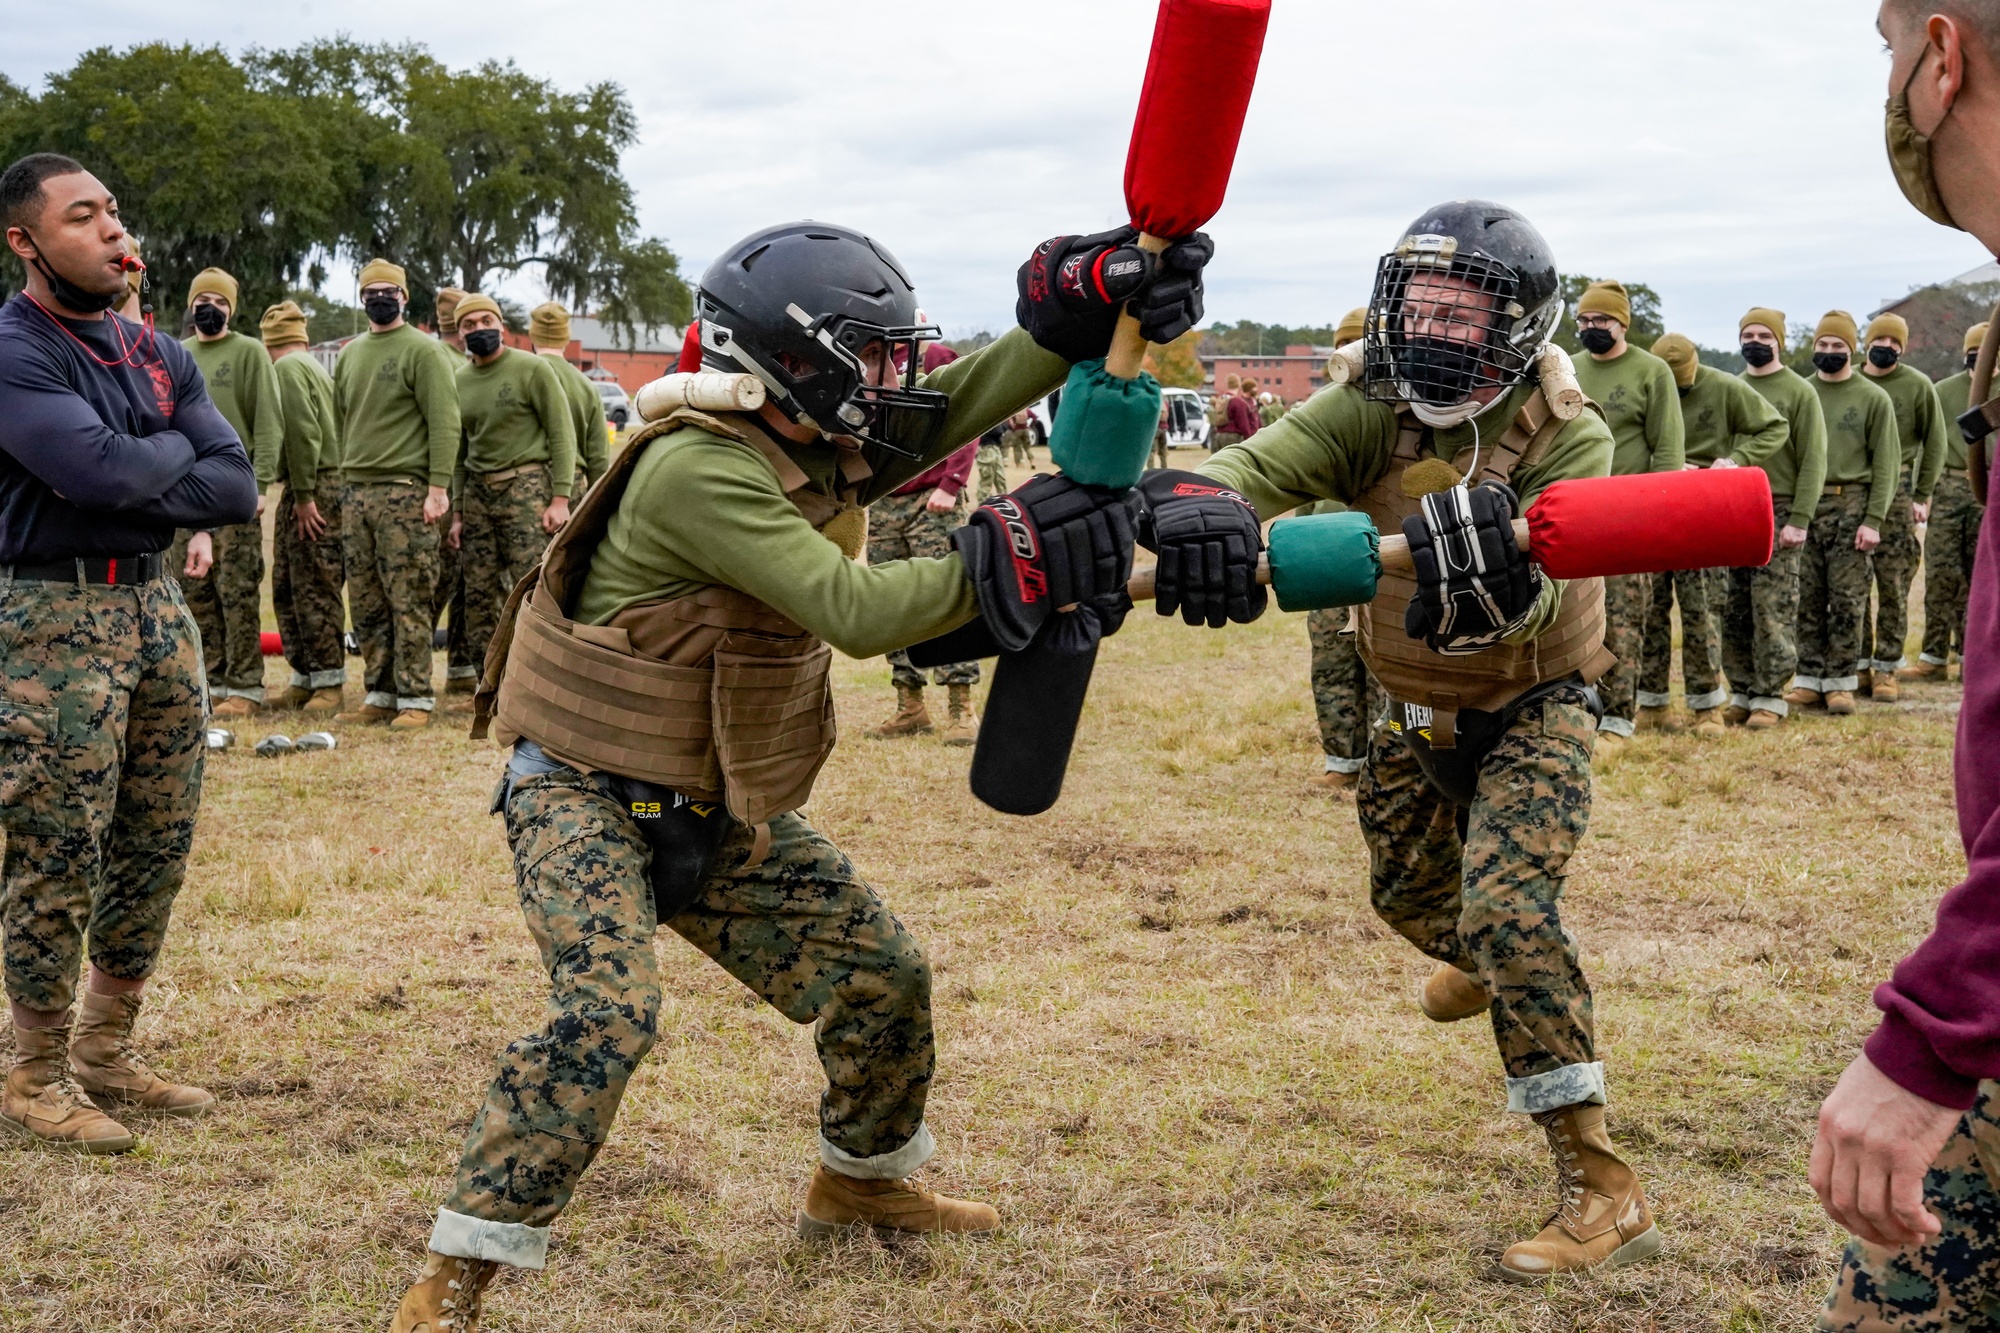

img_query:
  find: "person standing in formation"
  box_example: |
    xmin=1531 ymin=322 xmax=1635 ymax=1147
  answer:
xmin=1208 ymin=372 xmax=1241 ymax=450
xmin=451 ymin=293 xmax=577 ymax=672
xmin=332 ymin=259 xmax=460 ymax=730
xmin=974 ymin=420 xmax=1008 ymax=499
xmin=430 ymin=288 xmax=476 ymax=704
xmin=1906 ymin=319 xmax=1987 ymax=681
xmin=1725 ymin=308 xmax=1827 ymax=730
xmin=261 ymin=300 xmax=346 ymax=714
xmin=1569 ymin=279 xmax=1685 ymax=749
xmin=529 ymin=301 xmax=610 ymax=492
xmin=177 ymin=267 xmax=282 ymax=719
xmin=1790 ymin=310 xmax=1900 ymax=716
xmin=1643 ymin=333 xmax=1786 ymax=736
xmin=1858 ymin=312 xmax=1947 ymax=701
xmin=1004 ymin=408 xmax=1034 ymax=465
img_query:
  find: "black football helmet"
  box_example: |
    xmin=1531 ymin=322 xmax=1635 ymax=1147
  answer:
xmin=695 ymin=221 xmax=949 ymax=458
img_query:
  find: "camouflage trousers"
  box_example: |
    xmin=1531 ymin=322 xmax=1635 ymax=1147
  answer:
xmin=1148 ymin=429 xmax=1170 ymax=471
xmin=272 ymin=481 xmax=347 ymax=690
xmin=1307 ymin=609 xmax=1385 ymax=773
xmin=0 ymin=575 xmax=205 ymax=1013
xmin=1720 ymin=499 xmax=1804 ymax=715
xmin=869 ymin=490 xmax=979 ymax=689
xmin=438 ymin=767 xmax=934 ymax=1263
xmin=1822 ymin=1080 xmax=2000 ymax=1331
xmin=460 ymin=466 xmax=554 ymax=672
xmin=433 ymin=518 xmax=472 ymax=684
xmin=1002 ymin=427 xmax=1033 ymax=466
xmin=1797 ymin=488 xmax=1875 ymax=694
xmin=975 ymin=444 xmax=1008 ymax=502
xmin=1357 ymin=689 xmax=1603 ymax=1110
xmin=1868 ymin=482 xmax=1922 ymax=673
xmin=342 ymin=480 xmax=440 ymax=711
xmin=1921 ymin=473 xmax=1984 ymax=666
xmin=1638 ymin=567 xmax=1726 ymax=711
xmin=1596 ymin=573 xmax=1650 ymax=736
xmin=169 ymin=519 xmax=266 ymax=700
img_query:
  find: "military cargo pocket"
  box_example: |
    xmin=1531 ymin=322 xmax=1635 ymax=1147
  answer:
xmin=711 ymin=636 xmax=835 ymax=826
xmin=0 ymin=701 xmax=70 ymax=837
xmin=1540 ymin=699 xmax=1598 ymax=757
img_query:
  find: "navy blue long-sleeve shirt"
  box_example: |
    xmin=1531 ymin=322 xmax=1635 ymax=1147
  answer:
xmin=0 ymin=294 xmax=256 ymax=563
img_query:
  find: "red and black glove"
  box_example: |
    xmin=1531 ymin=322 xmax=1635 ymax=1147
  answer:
xmin=951 ymin=473 xmax=1137 ymax=652
xmin=1401 ymin=481 xmax=1542 ymax=655
xmin=1016 ymin=227 xmax=1214 ymax=363
xmin=1134 ymin=469 xmax=1266 ymax=628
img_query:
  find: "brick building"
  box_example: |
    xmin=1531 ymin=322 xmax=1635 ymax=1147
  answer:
xmin=1201 ymin=344 xmax=1332 ymax=404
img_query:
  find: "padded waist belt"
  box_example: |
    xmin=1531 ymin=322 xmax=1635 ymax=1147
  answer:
xmin=5 ymin=553 xmax=165 ymax=586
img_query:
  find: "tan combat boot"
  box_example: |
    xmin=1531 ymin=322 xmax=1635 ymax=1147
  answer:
xmin=1307 ymin=769 xmax=1358 ymax=792
xmin=1690 ymin=708 xmax=1726 ymax=739
xmin=276 ymin=685 xmax=315 ymax=710
xmin=1745 ymin=709 xmax=1783 ymax=731
xmin=1497 ymin=1103 xmax=1661 ymax=1282
xmin=1593 ymin=732 xmax=1627 ymax=758
xmin=870 ymin=685 xmax=933 ymax=738
xmin=70 ymin=990 xmax=215 ymax=1118
xmin=1419 ymin=962 xmax=1490 ymax=1023
xmin=1899 ymin=660 xmax=1947 ymax=681
xmin=390 ymin=709 xmax=432 ymax=730
xmin=303 ymin=687 xmax=342 ymax=714
xmin=1872 ymin=673 xmax=1901 ymax=703
xmin=336 ymin=702 xmax=396 ymax=725
xmin=1857 ymin=667 xmax=1874 ymax=697
xmin=390 ymin=1251 xmax=497 ymax=1333
xmin=0 ymin=1023 xmax=134 ymax=1153
xmin=1825 ymin=690 xmax=1857 ymax=715
xmin=940 ymin=683 xmax=979 ymax=747
xmin=1634 ymin=706 xmax=1667 ymax=733
xmin=444 ymin=676 xmax=477 ymax=697
xmin=210 ymin=696 xmax=258 ymax=720
xmin=1783 ymin=685 xmax=1821 ymax=709
xmin=1722 ymin=704 xmax=1751 ymax=726
xmin=797 ymin=1164 xmax=999 ymax=1239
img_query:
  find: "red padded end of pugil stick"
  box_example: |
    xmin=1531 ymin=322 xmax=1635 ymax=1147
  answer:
xmin=676 ymin=320 xmax=703 ymax=373
xmin=1525 ymin=469 xmax=1776 ymax=579
xmin=1124 ymin=0 xmax=1272 ymax=239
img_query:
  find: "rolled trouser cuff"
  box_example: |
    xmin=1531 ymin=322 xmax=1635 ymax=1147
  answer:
xmin=819 ymin=1122 xmax=935 ymax=1180
xmin=1870 ymin=657 xmax=1907 ymax=673
xmin=1920 ymin=652 xmax=1949 ymax=666
xmin=1324 ymin=755 xmax=1363 ymax=775
xmin=429 ymin=1208 xmax=548 ymax=1270
xmin=364 ymin=690 xmax=398 ymax=710
xmin=446 ymin=665 xmax=478 ymax=680
xmin=1635 ymin=691 xmax=1671 ymax=710
xmin=1686 ymin=687 xmax=1728 ymax=711
xmin=1821 ymin=675 xmax=1860 ymax=692
xmin=1750 ymin=696 xmax=1790 ymax=717
xmin=307 ymin=668 xmax=346 ymax=689
xmin=397 ymin=696 xmax=436 ymax=712
xmin=1729 ymin=692 xmax=1751 ymax=712
xmin=1506 ymin=1061 xmax=1607 ymax=1114
xmin=1790 ymin=675 xmax=1820 ymax=693
xmin=289 ymin=670 xmax=311 ymax=690
xmin=212 ymin=685 xmax=266 ymax=703
xmin=1597 ymin=717 xmax=1635 ymax=738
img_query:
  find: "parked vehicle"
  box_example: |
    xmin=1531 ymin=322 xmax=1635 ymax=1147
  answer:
xmin=593 ymin=378 xmax=632 ymax=429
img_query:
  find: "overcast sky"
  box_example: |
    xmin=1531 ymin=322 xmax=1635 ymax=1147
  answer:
xmin=3 ymin=0 xmax=1989 ymax=349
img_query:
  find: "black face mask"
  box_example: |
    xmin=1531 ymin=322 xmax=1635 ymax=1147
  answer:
xmin=1578 ymin=327 xmax=1617 ymax=355
xmin=1813 ymin=351 xmax=1850 ymax=375
xmin=464 ymin=328 xmax=503 ymax=359
xmin=1395 ymin=336 xmax=1487 ymax=406
xmin=192 ymin=303 xmax=229 ymax=336
xmin=1740 ymin=342 xmax=1776 ymax=368
xmin=23 ymin=235 xmax=120 ymax=315
xmin=364 ymin=293 xmax=404 ymax=326
xmin=1868 ymin=345 xmax=1900 ymax=370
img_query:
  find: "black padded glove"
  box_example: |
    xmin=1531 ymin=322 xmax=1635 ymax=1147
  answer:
xmin=952 ymin=473 xmax=1137 ymax=653
xmin=1016 ymin=227 xmax=1214 ymax=363
xmin=1133 ymin=469 xmax=1266 ymax=628
xmin=1401 ymin=481 xmax=1542 ymax=655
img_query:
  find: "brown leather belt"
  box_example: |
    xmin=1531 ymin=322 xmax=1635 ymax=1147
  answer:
xmin=474 ymin=463 xmax=546 ymax=487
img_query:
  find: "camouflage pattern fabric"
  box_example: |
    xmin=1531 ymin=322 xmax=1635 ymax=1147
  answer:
xmin=1356 ymin=690 xmax=1598 ymax=1091
xmin=1307 ymin=609 xmax=1385 ymax=772
xmin=1920 ymin=473 xmax=1984 ymax=666
xmin=1003 ymin=427 xmax=1032 ymax=466
xmin=459 ymin=466 xmax=554 ymax=671
xmin=342 ymin=481 xmax=441 ymax=709
xmin=1822 ymin=1080 xmax=2000 ymax=1331
xmin=0 ymin=575 xmax=206 ymax=1013
xmin=445 ymin=768 xmax=935 ymax=1227
xmin=975 ymin=444 xmax=1008 ymax=502
xmin=169 ymin=520 xmax=265 ymax=698
xmin=1797 ymin=488 xmax=1874 ymax=693
xmin=1719 ymin=500 xmax=1804 ymax=713
xmin=1150 ymin=428 xmax=1170 ymax=472
xmin=1638 ymin=568 xmax=1726 ymax=711
xmin=272 ymin=482 xmax=348 ymax=689
xmin=1868 ymin=481 xmax=1922 ymax=672
xmin=433 ymin=519 xmax=472 ymax=681
xmin=868 ymin=490 xmax=979 ymax=689
xmin=1597 ymin=573 xmax=1650 ymax=735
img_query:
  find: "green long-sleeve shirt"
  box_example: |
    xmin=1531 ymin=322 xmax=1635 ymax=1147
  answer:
xmin=1812 ymin=372 xmax=1902 ymax=525
xmin=1572 ymin=343 xmax=1684 ymax=476
xmin=1741 ymin=366 xmax=1829 ymax=531
xmin=1862 ymin=361 xmax=1948 ymax=500
xmin=333 ymin=323 xmax=462 ymax=488
xmin=542 ymin=350 xmax=610 ymax=486
xmin=1936 ymin=370 xmax=1974 ymax=471
xmin=271 ymin=350 xmax=338 ymax=495
xmin=455 ymin=348 xmax=579 ymax=497
xmin=573 ymin=328 xmax=1068 ymax=657
xmin=183 ymin=330 xmax=284 ymax=488
xmin=1681 ymin=363 xmax=1787 ymax=469
xmin=1195 ymin=379 xmax=1615 ymax=644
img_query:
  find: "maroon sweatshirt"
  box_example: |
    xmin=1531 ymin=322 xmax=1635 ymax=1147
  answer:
xmin=1224 ymin=392 xmax=1260 ymax=438
xmin=1866 ymin=484 xmax=2000 ymax=1109
xmin=889 ymin=341 xmax=977 ymax=499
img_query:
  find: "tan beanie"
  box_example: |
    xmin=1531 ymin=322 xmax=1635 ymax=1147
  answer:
xmin=358 ymin=257 xmax=407 ymax=293
xmin=1333 ymin=305 xmax=1367 ymax=347
xmin=187 ymin=267 xmax=238 ymax=310
xmin=1967 ymin=322 xmax=1991 ymax=356
xmin=1651 ymin=333 xmax=1699 ymax=389
xmin=1576 ymin=280 xmax=1632 ymax=328
xmin=530 ymin=301 xmax=572 ymax=349
xmin=259 ymin=300 xmax=309 ymax=348
xmin=1739 ymin=307 xmax=1787 ymax=351
xmin=1814 ymin=310 xmax=1860 ymax=352
xmin=123 ymin=237 xmax=144 ymax=301
xmin=1865 ymin=312 xmax=1910 ymax=349
xmin=452 ymin=292 xmax=503 ymax=326
xmin=435 ymin=287 xmax=467 ymax=337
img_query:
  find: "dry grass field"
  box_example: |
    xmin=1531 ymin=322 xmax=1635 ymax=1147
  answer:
xmin=0 ymin=478 xmax=1966 ymax=1331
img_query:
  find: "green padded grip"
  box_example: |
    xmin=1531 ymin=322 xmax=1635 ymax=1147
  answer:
xmin=1048 ymin=358 xmax=1163 ymax=490
xmin=1267 ymin=510 xmax=1382 ymax=612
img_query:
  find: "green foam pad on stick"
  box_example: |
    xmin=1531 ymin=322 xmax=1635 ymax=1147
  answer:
xmin=1048 ymin=358 xmax=1163 ymax=490
xmin=1267 ymin=510 xmax=1382 ymax=612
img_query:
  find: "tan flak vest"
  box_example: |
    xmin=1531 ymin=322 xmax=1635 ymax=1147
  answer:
xmin=472 ymin=408 xmax=872 ymax=827
xmin=1354 ymin=388 xmax=1616 ymax=749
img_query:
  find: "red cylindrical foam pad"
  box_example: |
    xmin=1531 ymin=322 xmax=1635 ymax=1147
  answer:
xmin=1525 ymin=468 xmax=1776 ymax=579
xmin=675 ymin=320 xmax=702 ymax=373
xmin=260 ymin=630 xmax=284 ymax=656
xmin=1124 ymin=0 xmax=1271 ymax=238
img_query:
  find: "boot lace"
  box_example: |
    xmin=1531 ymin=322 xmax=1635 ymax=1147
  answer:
xmin=1537 ymin=1114 xmax=1586 ymax=1226
xmin=435 ymin=1258 xmax=494 ymax=1331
